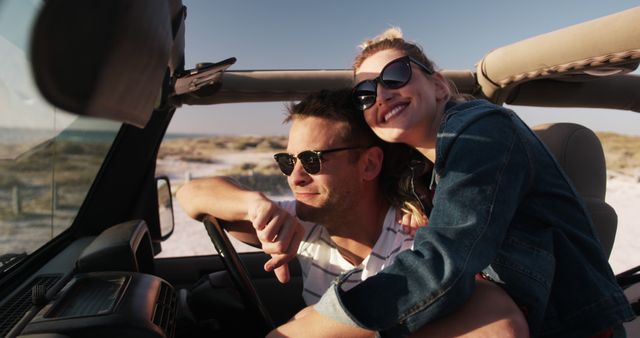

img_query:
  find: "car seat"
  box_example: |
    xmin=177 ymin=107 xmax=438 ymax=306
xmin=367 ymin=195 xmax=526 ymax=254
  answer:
xmin=532 ymin=122 xmax=617 ymax=258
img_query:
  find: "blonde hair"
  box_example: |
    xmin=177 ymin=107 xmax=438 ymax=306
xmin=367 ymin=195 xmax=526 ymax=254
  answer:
xmin=358 ymin=26 xmax=405 ymax=51
xmin=380 ymin=145 xmax=431 ymax=226
xmin=354 ymin=27 xmax=434 ymax=71
xmin=354 ymin=27 xmax=473 ymax=103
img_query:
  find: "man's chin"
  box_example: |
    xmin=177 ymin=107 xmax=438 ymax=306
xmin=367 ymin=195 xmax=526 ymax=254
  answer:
xmin=295 ymin=200 xmax=323 ymax=223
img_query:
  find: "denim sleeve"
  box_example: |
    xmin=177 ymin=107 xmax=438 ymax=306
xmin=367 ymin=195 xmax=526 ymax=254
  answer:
xmin=315 ymin=112 xmax=533 ymax=336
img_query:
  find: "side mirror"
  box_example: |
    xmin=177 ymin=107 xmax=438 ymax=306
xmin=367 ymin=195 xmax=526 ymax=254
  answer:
xmin=156 ymin=176 xmax=175 ymax=240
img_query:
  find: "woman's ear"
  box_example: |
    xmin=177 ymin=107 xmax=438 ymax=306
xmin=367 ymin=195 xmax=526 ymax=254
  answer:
xmin=361 ymin=146 xmax=384 ymax=181
xmin=432 ymin=72 xmax=451 ymax=102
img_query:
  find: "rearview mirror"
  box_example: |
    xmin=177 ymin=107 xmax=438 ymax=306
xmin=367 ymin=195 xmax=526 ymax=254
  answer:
xmin=30 ymin=0 xmax=176 ymax=128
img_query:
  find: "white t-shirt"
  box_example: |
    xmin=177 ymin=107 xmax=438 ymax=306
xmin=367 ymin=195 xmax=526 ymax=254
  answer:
xmin=278 ymin=200 xmax=415 ymax=305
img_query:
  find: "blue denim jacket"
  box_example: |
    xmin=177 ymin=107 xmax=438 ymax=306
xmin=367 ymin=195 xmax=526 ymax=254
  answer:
xmin=315 ymin=100 xmax=635 ymax=337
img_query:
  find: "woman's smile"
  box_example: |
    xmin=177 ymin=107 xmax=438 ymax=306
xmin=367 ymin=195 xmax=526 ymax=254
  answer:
xmin=383 ymin=103 xmax=408 ymax=123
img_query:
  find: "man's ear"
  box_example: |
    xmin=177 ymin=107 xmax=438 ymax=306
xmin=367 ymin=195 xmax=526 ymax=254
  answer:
xmin=361 ymin=146 xmax=384 ymax=181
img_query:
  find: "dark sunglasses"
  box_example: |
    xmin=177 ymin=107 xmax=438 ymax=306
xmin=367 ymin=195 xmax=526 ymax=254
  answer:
xmin=352 ymin=55 xmax=434 ymax=110
xmin=274 ymin=146 xmax=362 ymax=176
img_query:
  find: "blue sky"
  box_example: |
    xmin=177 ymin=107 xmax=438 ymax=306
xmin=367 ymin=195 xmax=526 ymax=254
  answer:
xmin=168 ymin=0 xmax=640 ymax=136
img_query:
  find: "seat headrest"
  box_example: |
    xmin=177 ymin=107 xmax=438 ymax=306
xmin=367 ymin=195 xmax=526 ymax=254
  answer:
xmin=533 ymin=122 xmax=617 ymax=257
xmin=533 ymin=123 xmax=607 ymax=199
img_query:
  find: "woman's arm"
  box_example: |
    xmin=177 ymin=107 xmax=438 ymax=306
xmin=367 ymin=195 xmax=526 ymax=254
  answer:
xmin=317 ymin=110 xmax=533 ymax=334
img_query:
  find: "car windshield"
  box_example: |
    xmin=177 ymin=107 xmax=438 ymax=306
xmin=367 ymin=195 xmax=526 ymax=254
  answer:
xmin=0 ymin=0 xmax=121 ymax=275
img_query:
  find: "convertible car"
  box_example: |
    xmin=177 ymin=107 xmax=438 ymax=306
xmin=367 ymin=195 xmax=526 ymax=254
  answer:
xmin=0 ymin=0 xmax=638 ymax=337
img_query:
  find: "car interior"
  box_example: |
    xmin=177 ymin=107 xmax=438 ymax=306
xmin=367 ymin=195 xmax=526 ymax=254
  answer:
xmin=0 ymin=0 xmax=639 ymax=337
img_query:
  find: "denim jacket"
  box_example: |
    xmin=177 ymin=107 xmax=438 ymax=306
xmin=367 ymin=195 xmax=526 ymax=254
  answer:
xmin=315 ymin=100 xmax=635 ymax=337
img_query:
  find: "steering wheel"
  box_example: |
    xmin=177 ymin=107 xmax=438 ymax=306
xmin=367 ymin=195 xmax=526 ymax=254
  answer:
xmin=203 ymin=217 xmax=275 ymax=333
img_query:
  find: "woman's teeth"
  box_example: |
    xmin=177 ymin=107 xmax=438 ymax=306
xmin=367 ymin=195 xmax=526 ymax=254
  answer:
xmin=384 ymin=105 xmax=405 ymax=122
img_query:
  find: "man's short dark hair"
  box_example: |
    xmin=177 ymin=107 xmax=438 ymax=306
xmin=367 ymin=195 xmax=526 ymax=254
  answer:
xmin=285 ymin=89 xmax=384 ymax=148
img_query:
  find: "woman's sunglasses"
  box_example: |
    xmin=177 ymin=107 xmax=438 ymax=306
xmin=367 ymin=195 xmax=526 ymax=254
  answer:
xmin=352 ymin=55 xmax=433 ymax=111
xmin=274 ymin=146 xmax=362 ymax=176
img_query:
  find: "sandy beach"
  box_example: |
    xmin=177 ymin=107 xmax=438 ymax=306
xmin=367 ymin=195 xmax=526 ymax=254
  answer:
xmin=606 ymin=171 xmax=640 ymax=274
xmin=157 ymin=152 xmax=640 ymax=275
xmin=156 ymin=152 xmax=277 ymax=257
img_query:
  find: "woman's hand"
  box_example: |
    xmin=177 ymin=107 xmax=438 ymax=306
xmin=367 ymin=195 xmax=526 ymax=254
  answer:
xmin=395 ymin=208 xmax=428 ymax=235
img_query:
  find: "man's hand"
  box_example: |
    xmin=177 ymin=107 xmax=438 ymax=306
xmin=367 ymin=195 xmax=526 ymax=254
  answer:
xmin=247 ymin=197 xmax=304 ymax=283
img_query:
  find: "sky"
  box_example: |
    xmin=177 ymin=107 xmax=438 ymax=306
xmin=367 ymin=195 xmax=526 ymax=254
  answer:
xmin=168 ymin=0 xmax=640 ymax=136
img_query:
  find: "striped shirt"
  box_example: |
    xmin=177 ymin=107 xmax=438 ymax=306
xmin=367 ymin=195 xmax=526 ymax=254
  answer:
xmin=277 ymin=200 xmax=415 ymax=305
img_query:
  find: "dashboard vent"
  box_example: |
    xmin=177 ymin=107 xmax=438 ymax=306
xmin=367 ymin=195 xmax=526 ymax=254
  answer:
xmin=0 ymin=274 xmax=61 ymax=337
xmin=152 ymin=281 xmax=176 ymax=338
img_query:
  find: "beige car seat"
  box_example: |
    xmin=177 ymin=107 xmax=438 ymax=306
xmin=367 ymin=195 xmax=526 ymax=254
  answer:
xmin=533 ymin=123 xmax=617 ymax=258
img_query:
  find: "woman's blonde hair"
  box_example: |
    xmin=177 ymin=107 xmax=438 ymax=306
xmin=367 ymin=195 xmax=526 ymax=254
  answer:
xmin=379 ymin=144 xmax=431 ymax=226
xmin=354 ymin=27 xmax=434 ymax=72
xmin=354 ymin=27 xmax=473 ymax=103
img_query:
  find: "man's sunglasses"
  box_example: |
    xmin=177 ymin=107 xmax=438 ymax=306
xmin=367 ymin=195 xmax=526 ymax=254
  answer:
xmin=274 ymin=146 xmax=362 ymax=176
xmin=352 ymin=55 xmax=433 ymax=111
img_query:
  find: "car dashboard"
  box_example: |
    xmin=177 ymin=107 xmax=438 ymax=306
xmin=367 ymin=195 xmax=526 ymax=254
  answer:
xmin=2 ymin=221 xmax=177 ymax=338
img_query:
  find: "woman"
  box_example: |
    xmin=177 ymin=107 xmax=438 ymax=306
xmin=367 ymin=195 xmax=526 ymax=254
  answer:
xmin=311 ymin=28 xmax=634 ymax=338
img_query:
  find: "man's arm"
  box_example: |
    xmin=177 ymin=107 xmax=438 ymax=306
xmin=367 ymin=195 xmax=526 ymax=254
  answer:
xmin=176 ymin=176 xmax=264 ymax=245
xmin=176 ymin=176 xmax=304 ymax=282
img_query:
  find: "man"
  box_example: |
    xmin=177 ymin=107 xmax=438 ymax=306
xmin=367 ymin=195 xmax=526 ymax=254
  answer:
xmin=177 ymin=89 xmax=527 ymax=337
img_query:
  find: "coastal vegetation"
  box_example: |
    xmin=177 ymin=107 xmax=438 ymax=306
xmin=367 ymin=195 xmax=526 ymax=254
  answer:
xmin=159 ymin=132 xmax=640 ymax=174
xmin=597 ymin=132 xmax=640 ymax=176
